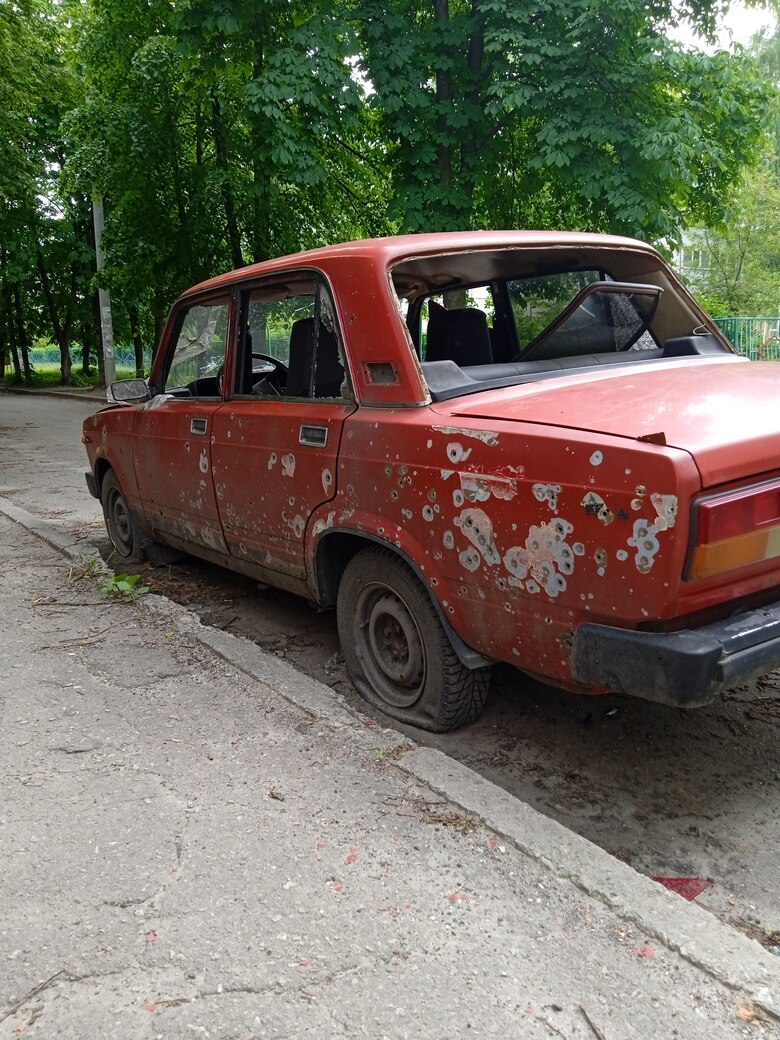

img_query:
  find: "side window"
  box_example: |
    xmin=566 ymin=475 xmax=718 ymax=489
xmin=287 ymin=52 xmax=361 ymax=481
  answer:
xmin=165 ymin=299 xmax=229 ymax=396
xmin=232 ymin=280 xmax=349 ymax=400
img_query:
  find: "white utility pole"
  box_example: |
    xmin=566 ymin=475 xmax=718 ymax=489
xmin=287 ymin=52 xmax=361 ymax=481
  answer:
xmin=91 ymin=197 xmax=117 ymax=384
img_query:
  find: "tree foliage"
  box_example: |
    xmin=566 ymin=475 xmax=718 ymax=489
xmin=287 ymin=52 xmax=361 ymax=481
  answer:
xmin=0 ymin=0 xmax=774 ymax=383
xmin=359 ymin=0 xmax=769 ymax=239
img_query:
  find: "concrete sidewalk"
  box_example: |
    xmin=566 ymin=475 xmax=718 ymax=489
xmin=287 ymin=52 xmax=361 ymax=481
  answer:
xmin=1 ymin=501 xmax=779 ymax=1040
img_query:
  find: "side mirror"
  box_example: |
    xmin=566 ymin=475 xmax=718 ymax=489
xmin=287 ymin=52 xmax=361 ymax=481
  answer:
xmin=107 ymin=378 xmax=150 ymax=404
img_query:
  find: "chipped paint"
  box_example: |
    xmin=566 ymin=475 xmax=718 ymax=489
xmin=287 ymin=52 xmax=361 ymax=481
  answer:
xmin=447 ymin=442 xmax=472 ymax=464
xmin=199 ymin=449 xmax=209 ymax=474
xmin=443 ymin=531 xmax=455 ymax=549
xmin=590 ymin=451 xmax=603 ymax=466
xmin=461 ymin=473 xmax=518 ymax=503
xmin=312 ymin=510 xmax=336 ymax=537
xmin=454 ymin=507 xmax=501 ymax=565
xmin=281 ymin=454 xmax=296 ymax=477
xmin=651 ymin=492 xmax=677 ymax=531
xmin=268 ymin=452 xmax=278 ymax=470
xmin=582 ymin=491 xmax=613 ymax=525
xmin=626 ymin=495 xmax=676 ymax=571
xmin=502 ymin=519 xmax=575 ymax=598
xmin=289 ymin=514 xmax=306 ymax=539
xmin=628 ymin=519 xmax=661 ymax=573
xmin=432 ymin=425 xmax=500 ymax=446
xmin=321 ymin=468 xmax=333 ymax=493
xmin=533 ymin=483 xmax=561 ymax=512
xmin=458 ymin=548 xmax=481 ymax=572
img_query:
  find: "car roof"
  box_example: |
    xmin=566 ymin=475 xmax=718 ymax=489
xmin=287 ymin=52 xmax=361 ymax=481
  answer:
xmin=182 ymin=230 xmax=657 ymax=298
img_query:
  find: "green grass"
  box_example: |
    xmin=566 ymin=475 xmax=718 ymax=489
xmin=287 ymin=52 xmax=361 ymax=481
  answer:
xmin=1 ymin=362 xmax=140 ymax=390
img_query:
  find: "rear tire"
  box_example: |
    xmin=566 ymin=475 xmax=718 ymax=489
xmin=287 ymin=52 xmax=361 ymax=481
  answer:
xmin=337 ymin=547 xmax=490 ymax=732
xmin=100 ymin=470 xmax=148 ymax=564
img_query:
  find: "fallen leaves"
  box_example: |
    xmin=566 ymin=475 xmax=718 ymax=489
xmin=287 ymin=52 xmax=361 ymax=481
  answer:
xmin=736 ymin=997 xmax=773 ymax=1025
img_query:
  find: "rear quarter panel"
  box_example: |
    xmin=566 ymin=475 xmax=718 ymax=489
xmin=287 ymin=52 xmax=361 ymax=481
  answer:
xmin=329 ymin=405 xmax=702 ymax=691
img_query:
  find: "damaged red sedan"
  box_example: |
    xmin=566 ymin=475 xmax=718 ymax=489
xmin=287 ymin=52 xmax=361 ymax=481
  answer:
xmin=83 ymin=231 xmax=780 ymax=730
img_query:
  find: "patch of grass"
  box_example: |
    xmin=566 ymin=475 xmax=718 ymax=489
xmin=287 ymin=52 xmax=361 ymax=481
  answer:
xmin=1 ymin=366 xmax=98 ymax=390
xmin=101 ymin=572 xmax=150 ymax=601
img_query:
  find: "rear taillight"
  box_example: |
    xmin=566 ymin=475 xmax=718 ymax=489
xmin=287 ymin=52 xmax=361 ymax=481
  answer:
xmin=689 ymin=480 xmax=780 ymax=579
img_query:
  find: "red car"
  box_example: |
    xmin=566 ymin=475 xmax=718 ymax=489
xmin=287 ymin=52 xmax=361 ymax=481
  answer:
xmin=83 ymin=231 xmax=780 ymax=730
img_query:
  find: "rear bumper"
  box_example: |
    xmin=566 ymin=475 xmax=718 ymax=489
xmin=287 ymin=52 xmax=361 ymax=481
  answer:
xmin=570 ymin=601 xmax=780 ymax=707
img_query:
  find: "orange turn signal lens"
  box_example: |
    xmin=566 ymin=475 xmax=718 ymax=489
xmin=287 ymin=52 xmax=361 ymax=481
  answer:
xmin=690 ymin=479 xmax=780 ymax=579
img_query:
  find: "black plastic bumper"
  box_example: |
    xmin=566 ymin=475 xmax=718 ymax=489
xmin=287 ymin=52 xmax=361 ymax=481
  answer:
xmin=85 ymin=471 xmax=99 ymax=499
xmin=570 ymin=601 xmax=780 ymax=707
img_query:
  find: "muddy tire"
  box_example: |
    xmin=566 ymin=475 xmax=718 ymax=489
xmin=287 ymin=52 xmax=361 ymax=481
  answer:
xmin=100 ymin=470 xmax=148 ymax=564
xmin=337 ymin=547 xmax=490 ymax=732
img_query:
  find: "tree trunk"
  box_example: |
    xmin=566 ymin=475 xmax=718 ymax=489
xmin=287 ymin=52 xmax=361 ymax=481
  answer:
xmin=11 ymin=282 xmax=33 ymax=382
xmin=128 ymin=303 xmax=145 ymax=377
xmin=250 ymin=37 xmax=271 ymax=264
xmin=434 ymin=0 xmax=454 ymax=222
xmin=211 ymin=92 xmax=244 ymax=269
xmin=36 ymin=249 xmax=73 ymax=385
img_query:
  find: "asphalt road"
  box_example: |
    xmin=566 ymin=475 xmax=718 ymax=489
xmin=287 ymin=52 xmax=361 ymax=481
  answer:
xmin=2 ymin=391 xmax=779 ymax=953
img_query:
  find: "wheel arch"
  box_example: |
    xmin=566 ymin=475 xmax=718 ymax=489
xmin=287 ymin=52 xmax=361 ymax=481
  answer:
xmin=93 ymin=455 xmax=114 ymax=496
xmin=314 ymin=530 xmax=492 ymax=670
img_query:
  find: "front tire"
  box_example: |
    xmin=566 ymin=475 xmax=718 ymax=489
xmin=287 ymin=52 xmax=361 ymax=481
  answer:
xmin=337 ymin=548 xmax=490 ymax=732
xmin=100 ymin=470 xmax=148 ymax=564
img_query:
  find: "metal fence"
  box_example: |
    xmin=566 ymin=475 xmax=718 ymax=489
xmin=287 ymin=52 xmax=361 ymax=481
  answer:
xmin=714 ymin=317 xmax=780 ymax=361
xmin=26 ymin=344 xmax=154 ymax=374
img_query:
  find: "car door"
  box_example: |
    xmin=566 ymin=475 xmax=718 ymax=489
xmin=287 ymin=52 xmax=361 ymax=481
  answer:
xmin=132 ymin=294 xmax=231 ymax=555
xmin=210 ymin=276 xmax=355 ymax=581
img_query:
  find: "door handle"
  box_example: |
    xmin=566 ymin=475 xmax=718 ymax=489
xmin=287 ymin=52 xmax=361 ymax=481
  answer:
xmin=299 ymin=424 xmax=328 ymax=448
xmin=191 ymin=418 xmax=208 ymax=435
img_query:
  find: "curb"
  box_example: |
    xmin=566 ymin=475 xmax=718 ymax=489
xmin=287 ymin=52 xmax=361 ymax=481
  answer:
xmin=2 ymin=494 xmax=779 ymax=1017
xmin=0 ymin=386 xmax=107 ymax=404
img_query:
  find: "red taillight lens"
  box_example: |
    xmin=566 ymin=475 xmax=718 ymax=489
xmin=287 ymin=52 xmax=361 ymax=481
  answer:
xmin=690 ymin=480 xmax=780 ymax=580
xmin=697 ymin=485 xmax=780 ymax=543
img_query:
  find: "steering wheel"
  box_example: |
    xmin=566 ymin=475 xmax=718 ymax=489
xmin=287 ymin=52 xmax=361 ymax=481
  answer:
xmin=215 ymin=354 xmax=288 ymax=396
xmin=251 ymin=352 xmax=288 ymax=380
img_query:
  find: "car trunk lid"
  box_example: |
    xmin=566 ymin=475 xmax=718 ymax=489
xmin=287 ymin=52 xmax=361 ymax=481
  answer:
xmin=446 ymin=356 xmax=780 ymax=487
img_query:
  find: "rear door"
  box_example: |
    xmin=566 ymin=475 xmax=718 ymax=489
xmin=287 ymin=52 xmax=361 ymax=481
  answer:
xmin=210 ymin=275 xmax=355 ymax=580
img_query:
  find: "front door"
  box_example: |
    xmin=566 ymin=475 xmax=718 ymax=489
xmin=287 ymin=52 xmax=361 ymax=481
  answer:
xmin=133 ymin=295 xmax=231 ymax=555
